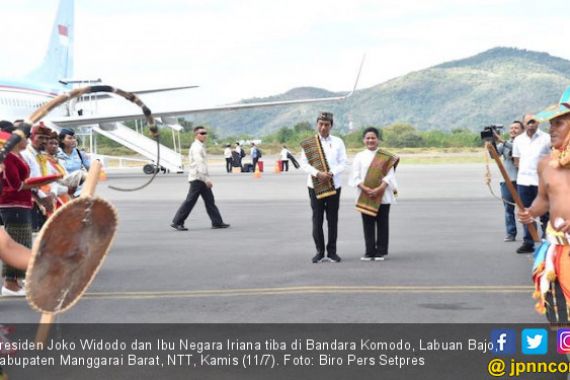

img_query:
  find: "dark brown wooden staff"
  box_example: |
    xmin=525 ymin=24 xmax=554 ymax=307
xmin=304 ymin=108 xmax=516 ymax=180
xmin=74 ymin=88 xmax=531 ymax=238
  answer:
xmin=485 ymin=141 xmax=540 ymax=242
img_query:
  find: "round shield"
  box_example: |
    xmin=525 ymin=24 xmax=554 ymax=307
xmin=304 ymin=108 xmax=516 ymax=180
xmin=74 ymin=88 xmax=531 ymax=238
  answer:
xmin=25 ymin=196 xmax=118 ymax=314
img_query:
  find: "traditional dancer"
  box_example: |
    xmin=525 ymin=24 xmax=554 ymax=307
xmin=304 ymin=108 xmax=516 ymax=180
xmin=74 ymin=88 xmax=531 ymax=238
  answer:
xmin=519 ymin=89 xmax=570 ymax=323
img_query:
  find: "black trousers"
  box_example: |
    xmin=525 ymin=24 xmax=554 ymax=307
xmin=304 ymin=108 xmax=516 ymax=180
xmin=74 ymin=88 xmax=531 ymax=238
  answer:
xmin=282 ymin=160 xmax=289 ymax=171
xmin=309 ymin=187 xmax=341 ymax=256
xmin=225 ymin=158 xmax=232 ymax=173
xmin=172 ymin=180 xmax=224 ymax=226
xmin=361 ymin=204 xmax=390 ymax=257
xmin=252 ymin=157 xmax=259 ymax=172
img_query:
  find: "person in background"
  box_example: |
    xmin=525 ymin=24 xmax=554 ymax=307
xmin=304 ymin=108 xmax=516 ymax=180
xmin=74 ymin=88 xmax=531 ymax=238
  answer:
xmin=223 ymin=144 xmax=233 ymax=173
xmin=494 ymin=121 xmax=524 ymax=242
xmin=57 ymin=128 xmax=90 ymax=174
xmin=250 ymin=142 xmax=260 ymax=173
xmin=44 ymin=131 xmax=74 ymax=211
xmin=280 ymin=145 xmax=291 ymax=172
xmin=171 ymin=126 xmax=230 ymax=231
xmin=20 ymin=123 xmax=53 ymax=231
xmin=234 ymin=142 xmax=244 ymax=171
xmin=0 ymin=132 xmax=42 ymax=296
xmin=512 ymin=114 xmax=551 ymax=253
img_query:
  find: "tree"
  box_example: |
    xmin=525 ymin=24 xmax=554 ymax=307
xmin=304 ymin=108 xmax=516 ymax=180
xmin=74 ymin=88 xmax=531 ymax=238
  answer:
xmin=294 ymin=122 xmax=312 ymax=134
xmin=276 ymin=127 xmax=294 ymax=143
xmin=382 ymin=123 xmax=424 ymax=147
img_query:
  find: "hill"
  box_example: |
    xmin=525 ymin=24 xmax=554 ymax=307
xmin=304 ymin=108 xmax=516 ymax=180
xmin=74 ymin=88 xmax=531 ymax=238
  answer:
xmin=187 ymin=47 xmax=570 ymax=137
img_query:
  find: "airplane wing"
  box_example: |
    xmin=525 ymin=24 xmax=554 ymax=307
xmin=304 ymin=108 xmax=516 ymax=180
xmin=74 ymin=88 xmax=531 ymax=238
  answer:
xmin=49 ymin=56 xmax=365 ymax=128
xmin=67 ymin=84 xmax=201 ymax=101
xmin=131 ymin=85 xmax=200 ymax=95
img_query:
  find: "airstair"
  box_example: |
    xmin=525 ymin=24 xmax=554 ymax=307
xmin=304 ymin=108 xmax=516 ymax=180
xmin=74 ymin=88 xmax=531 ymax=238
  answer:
xmin=92 ymin=122 xmax=184 ymax=173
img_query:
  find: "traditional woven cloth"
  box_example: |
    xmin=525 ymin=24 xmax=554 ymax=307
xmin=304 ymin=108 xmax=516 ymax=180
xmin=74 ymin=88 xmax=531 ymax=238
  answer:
xmin=300 ymin=135 xmax=336 ymax=199
xmin=355 ymin=149 xmax=399 ymax=217
xmin=0 ymin=208 xmax=32 ymax=279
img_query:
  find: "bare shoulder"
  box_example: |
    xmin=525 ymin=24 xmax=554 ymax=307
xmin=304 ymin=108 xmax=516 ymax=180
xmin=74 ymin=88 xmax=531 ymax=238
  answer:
xmin=537 ymin=156 xmax=550 ymax=173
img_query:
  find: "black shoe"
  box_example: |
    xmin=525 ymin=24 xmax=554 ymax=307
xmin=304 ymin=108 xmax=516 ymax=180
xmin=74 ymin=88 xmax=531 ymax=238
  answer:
xmin=312 ymin=253 xmax=325 ymax=263
xmin=516 ymin=243 xmax=534 ymax=254
xmin=212 ymin=223 xmax=230 ymax=229
xmin=170 ymin=223 xmax=188 ymax=231
xmin=327 ymin=253 xmax=342 ymax=263
xmin=360 ymin=255 xmax=374 ymax=261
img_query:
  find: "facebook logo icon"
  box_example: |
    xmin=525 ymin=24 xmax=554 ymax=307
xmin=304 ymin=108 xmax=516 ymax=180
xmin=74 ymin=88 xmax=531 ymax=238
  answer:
xmin=491 ymin=329 xmax=516 ymax=355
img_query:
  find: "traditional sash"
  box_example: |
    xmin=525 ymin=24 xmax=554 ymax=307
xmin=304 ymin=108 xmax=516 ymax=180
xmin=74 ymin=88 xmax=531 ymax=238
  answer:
xmin=532 ymin=223 xmax=570 ymax=323
xmin=355 ymin=149 xmax=399 ymax=217
xmin=300 ymin=135 xmax=336 ymax=199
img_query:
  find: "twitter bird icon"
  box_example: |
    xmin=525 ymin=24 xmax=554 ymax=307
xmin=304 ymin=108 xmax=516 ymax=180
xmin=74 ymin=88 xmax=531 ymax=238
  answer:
xmin=522 ymin=329 xmax=548 ymax=355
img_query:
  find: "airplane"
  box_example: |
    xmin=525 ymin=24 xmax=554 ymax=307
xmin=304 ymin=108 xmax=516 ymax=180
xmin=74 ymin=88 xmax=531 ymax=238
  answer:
xmin=0 ymin=0 xmax=362 ymax=173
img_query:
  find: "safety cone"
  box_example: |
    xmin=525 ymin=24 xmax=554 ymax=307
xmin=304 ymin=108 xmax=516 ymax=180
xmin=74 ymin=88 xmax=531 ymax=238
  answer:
xmin=99 ymin=169 xmax=108 ymax=181
xmin=274 ymin=161 xmax=281 ymax=174
xmin=254 ymin=166 xmax=262 ymax=179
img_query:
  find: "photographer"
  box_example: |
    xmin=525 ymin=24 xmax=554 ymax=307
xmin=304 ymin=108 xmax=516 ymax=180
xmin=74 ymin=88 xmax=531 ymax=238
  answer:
xmin=512 ymin=114 xmax=551 ymax=253
xmin=493 ymin=121 xmax=524 ymax=242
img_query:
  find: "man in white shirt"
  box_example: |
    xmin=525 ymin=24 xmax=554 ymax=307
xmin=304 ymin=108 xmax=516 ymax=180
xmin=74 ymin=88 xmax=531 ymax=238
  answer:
xmin=20 ymin=123 xmax=55 ymax=231
xmin=171 ymin=126 xmax=229 ymax=231
xmin=512 ymin=114 xmax=551 ymax=253
xmin=301 ymin=112 xmax=347 ymax=263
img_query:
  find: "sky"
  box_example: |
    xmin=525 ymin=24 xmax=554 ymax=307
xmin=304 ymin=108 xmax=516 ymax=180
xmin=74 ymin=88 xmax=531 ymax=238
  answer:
xmin=0 ymin=0 xmax=569 ymax=110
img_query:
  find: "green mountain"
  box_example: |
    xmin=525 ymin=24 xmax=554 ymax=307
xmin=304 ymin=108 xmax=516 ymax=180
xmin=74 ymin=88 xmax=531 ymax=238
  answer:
xmin=188 ymin=47 xmax=570 ymax=137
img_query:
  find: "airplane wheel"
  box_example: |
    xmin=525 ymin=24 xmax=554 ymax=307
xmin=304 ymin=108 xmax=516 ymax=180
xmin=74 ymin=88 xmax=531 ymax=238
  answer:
xmin=143 ymin=164 xmax=158 ymax=175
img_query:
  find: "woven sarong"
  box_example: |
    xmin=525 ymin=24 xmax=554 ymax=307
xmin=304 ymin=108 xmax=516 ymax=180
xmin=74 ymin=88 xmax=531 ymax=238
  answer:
xmin=356 ymin=149 xmax=399 ymax=217
xmin=300 ymin=135 xmax=336 ymax=199
xmin=0 ymin=208 xmax=32 ymax=279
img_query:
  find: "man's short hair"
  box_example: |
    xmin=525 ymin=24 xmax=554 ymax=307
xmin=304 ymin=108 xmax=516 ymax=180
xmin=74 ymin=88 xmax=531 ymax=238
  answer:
xmin=193 ymin=126 xmax=205 ymax=133
xmin=317 ymin=111 xmax=333 ymax=126
xmin=512 ymin=120 xmax=525 ymax=129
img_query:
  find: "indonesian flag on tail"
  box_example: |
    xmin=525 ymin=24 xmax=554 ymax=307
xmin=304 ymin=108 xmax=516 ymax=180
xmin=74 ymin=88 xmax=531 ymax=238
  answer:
xmin=58 ymin=24 xmax=69 ymax=46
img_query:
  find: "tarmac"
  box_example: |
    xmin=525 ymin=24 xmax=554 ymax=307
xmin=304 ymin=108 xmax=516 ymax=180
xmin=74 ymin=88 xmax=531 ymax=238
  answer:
xmin=0 ymin=159 xmax=546 ymax=323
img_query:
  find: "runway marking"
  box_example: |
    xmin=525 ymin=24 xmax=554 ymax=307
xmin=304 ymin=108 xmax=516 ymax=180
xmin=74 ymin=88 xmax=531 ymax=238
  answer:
xmin=0 ymin=285 xmax=533 ymax=302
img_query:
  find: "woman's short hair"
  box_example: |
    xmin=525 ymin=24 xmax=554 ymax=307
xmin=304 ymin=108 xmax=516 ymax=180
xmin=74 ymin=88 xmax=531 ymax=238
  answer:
xmin=362 ymin=127 xmax=380 ymax=139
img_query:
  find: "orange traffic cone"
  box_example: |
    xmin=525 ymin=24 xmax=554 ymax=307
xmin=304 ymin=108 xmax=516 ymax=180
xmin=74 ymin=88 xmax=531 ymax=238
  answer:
xmin=99 ymin=168 xmax=108 ymax=181
xmin=274 ymin=161 xmax=281 ymax=174
xmin=254 ymin=166 xmax=262 ymax=179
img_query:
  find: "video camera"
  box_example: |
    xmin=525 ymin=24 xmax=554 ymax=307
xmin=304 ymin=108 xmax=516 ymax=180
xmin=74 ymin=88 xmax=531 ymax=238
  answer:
xmin=480 ymin=124 xmax=504 ymax=142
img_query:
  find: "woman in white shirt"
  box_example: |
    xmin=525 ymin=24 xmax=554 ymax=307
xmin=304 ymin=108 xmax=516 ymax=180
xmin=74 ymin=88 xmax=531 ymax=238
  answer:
xmin=350 ymin=127 xmax=398 ymax=261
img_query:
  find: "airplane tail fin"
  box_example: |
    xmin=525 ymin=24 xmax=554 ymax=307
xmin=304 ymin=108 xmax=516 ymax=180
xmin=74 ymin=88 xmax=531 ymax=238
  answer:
xmin=26 ymin=0 xmax=74 ymax=86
